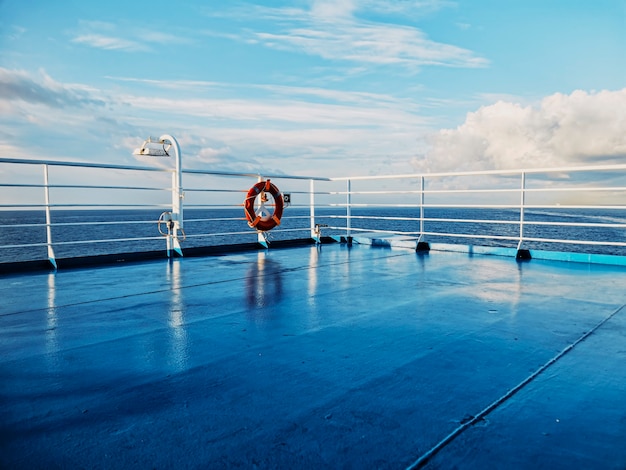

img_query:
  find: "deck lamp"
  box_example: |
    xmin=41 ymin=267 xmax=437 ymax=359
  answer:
xmin=133 ymin=134 xmax=184 ymax=256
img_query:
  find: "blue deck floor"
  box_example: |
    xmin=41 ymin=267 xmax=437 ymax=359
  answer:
xmin=1 ymin=243 xmax=626 ymax=469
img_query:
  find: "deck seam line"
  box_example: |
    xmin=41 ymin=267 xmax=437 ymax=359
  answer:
xmin=406 ymin=302 xmax=626 ymax=470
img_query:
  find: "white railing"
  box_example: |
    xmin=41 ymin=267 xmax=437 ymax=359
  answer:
xmin=1 ymin=156 xmax=625 ymax=268
xmin=326 ymin=165 xmax=626 ymax=257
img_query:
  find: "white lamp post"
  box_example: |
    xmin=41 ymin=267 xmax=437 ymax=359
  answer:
xmin=134 ymin=134 xmax=184 ymax=257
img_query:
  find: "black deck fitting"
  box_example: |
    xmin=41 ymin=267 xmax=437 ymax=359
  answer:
xmin=416 ymin=241 xmax=430 ymax=253
xmin=516 ymin=249 xmax=532 ymax=260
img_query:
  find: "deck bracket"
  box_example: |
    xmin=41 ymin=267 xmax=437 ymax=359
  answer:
xmin=416 ymin=241 xmax=430 ymax=253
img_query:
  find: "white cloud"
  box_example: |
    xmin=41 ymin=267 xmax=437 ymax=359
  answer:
xmin=70 ymin=20 xmax=191 ymax=52
xmin=7 ymin=25 xmax=27 ymax=41
xmin=8 ymin=68 xmax=623 ymax=180
xmin=0 ymin=68 xmax=427 ymax=176
xmin=216 ymin=1 xmax=487 ymax=70
xmin=358 ymin=0 xmax=456 ymax=16
xmin=255 ymin=22 xmax=485 ymax=69
xmin=311 ymin=0 xmax=357 ymax=19
xmin=0 ymin=67 xmax=105 ymax=108
xmin=71 ymin=34 xmax=147 ymax=52
xmin=414 ymin=88 xmax=626 ymax=172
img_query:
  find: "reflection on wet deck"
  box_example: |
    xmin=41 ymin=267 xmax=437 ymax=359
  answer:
xmin=1 ymin=244 xmax=625 ymax=469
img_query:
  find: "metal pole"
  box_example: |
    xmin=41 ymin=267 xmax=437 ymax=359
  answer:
xmin=256 ymin=175 xmax=268 ymax=247
xmin=518 ymin=171 xmax=526 ymax=250
xmin=419 ymin=175 xmax=425 ymax=242
xmin=43 ymin=164 xmax=57 ymax=268
xmin=309 ymin=179 xmax=317 ymax=241
xmin=160 ymin=134 xmax=183 ymax=256
xmin=346 ymin=179 xmax=351 ymax=240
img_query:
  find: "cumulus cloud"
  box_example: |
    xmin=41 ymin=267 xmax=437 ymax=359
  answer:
xmin=414 ymin=89 xmax=626 ymax=172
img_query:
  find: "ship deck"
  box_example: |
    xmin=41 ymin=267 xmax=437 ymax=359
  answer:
xmin=1 ymin=242 xmax=626 ymax=469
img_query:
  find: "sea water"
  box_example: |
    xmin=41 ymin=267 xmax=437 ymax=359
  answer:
xmin=0 ymin=207 xmax=624 ymax=263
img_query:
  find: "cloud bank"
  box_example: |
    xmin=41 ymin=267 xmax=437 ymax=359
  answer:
xmin=415 ymin=89 xmax=626 ymax=172
xmin=2 ymin=67 xmax=624 ymax=177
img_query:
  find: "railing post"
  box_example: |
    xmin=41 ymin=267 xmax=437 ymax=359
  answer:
xmin=43 ymin=164 xmax=57 ymax=269
xmin=416 ymin=175 xmax=429 ymax=252
xmin=346 ymin=179 xmax=352 ymax=242
xmin=163 ymin=134 xmax=184 ymax=257
xmin=516 ymin=171 xmax=531 ymax=259
xmin=256 ymin=175 xmax=268 ymax=248
xmin=309 ymin=179 xmax=317 ymax=241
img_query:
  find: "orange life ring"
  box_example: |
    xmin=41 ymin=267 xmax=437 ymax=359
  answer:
xmin=244 ymin=180 xmax=284 ymax=231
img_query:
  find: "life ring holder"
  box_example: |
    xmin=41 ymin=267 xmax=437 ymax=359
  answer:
xmin=158 ymin=211 xmax=186 ymax=241
xmin=244 ymin=180 xmax=284 ymax=232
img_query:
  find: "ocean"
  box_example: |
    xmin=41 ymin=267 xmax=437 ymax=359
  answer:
xmin=1 ymin=207 xmax=625 ymax=263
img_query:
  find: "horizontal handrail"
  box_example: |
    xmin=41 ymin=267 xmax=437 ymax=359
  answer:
xmin=329 ymin=163 xmax=626 ymax=180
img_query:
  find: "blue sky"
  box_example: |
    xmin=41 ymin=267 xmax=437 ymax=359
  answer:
xmin=1 ymin=0 xmax=625 ymax=178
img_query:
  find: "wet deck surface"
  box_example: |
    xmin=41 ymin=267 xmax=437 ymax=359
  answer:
xmin=1 ymin=243 xmax=625 ymax=469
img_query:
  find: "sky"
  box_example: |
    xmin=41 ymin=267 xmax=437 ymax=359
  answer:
xmin=1 ymin=0 xmax=625 ymax=179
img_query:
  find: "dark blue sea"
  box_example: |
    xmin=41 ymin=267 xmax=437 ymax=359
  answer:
xmin=1 ymin=207 xmax=625 ymax=263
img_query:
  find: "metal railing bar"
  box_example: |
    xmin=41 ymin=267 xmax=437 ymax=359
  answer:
xmin=521 ymin=237 xmax=626 ymax=247
xmin=330 ymin=189 xmax=520 ymax=195
xmin=183 ymin=230 xmax=256 ymax=238
xmin=327 ymin=203 xmax=423 ymax=208
xmin=2 ymin=235 xmax=166 ymax=249
xmin=0 ymin=157 xmax=172 ymax=173
xmin=524 ymin=221 xmax=626 ymax=228
xmin=0 ymin=183 xmax=171 ymax=191
xmin=420 ymin=231 xmax=521 ymax=241
xmin=329 ymin=163 xmax=626 ymax=181
xmin=322 ymin=226 xmax=421 ymax=236
xmin=51 ymin=236 xmax=166 ymax=246
xmin=327 ymin=190 xmax=423 ymax=195
xmin=0 ymin=220 xmax=160 ymax=229
xmin=47 ymin=203 xmax=171 ymax=208
xmin=327 ymin=203 xmax=522 ymax=209
xmin=183 ymin=204 xmax=246 ymax=209
xmin=5 ymin=185 xmax=622 ymax=195
xmin=324 ymin=215 xmax=625 ymax=228
xmin=183 ymin=227 xmax=311 ymax=239
xmin=326 ymin=215 xmax=421 ymax=222
xmin=0 ymin=157 xmax=328 ymax=181
xmin=179 ymin=188 xmax=247 ymax=193
xmin=523 ymin=186 xmax=626 ymax=193
xmin=328 ymin=187 xmax=626 ymax=196
xmin=523 ymin=204 xmax=626 ymax=210
xmin=326 ymin=227 xmax=626 ymax=247
xmin=422 ymin=218 xmax=520 ymax=225
xmin=326 ymin=215 xmax=519 ymax=225
xmin=181 ymin=168 xmax=331 ymax=181
xmin=184 ymin=217 xmax=244 ymax=223
xmin=0 ymin=204 xmax=172 ymax=210
xmin=349 ymin=227 xmax=422 ymax=236
xmin=3 ymin=157 xmax=624 ymax=181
